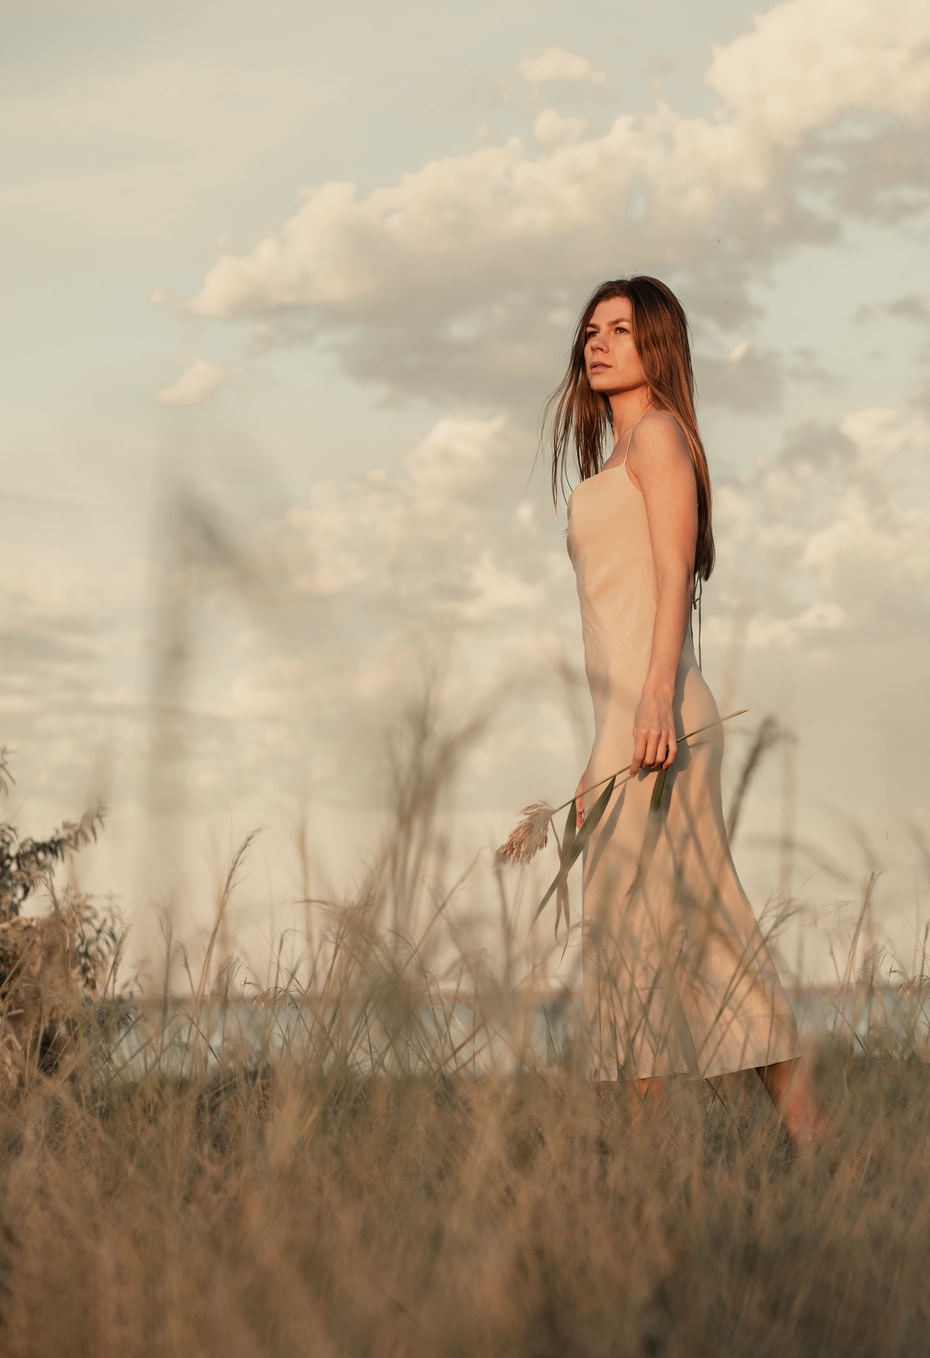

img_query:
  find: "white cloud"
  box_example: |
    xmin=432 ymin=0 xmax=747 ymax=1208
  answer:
xmin=743 ymin=601 xmax=848 ymax=650
xmin=259 ymin=414 xmax=556 ymax=620
xmin=517 ymin=47 xmax=607 ymax=89
xmin=706 ymin=0 xmax=930 ymax=149
xmin=156 ymin=357 xmax=226 ymax=407
xmin=533 ymin=110 xmax=590 ymax=151
xmin=839 ymin=407 xmax=930 ymax=462
xmin=459 ymin=549 xmax=544 ymax=622
xmin=713 ymin=404 xmax=930 ymax=644
xmin=175 ymin=412 xmax=581 ymax=809
xmin=182 ymin=0 xmax=930 ymax=409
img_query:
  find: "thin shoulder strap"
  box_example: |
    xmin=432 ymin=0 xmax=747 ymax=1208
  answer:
xmin=617 ymin=413 xmax=645 ymax=468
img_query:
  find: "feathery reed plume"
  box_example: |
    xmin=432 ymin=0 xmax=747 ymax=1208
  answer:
xmin=493 ymin=801 xmax=555 ymax=867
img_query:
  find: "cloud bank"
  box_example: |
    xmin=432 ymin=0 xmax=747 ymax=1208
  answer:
xmin=183 ymin=0 xmax=930 ymax=409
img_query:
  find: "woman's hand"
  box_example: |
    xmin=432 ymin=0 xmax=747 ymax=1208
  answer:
xmin=630 ymin=691 xmax=678 ymax=775
xmin=574 ymin=770 xmax=588 ymax=829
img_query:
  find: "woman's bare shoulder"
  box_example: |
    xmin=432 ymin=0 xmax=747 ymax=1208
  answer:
xmin=629 ymin=410 xmax=692 ymax=477
xmin=634 ymin=409 xmax=689 ymax=453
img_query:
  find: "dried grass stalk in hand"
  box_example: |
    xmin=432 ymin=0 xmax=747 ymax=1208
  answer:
xmin=495 ymin=710 xmax=749 ymax=896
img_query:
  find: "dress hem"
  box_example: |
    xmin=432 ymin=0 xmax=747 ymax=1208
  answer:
xmin=586 ymin=1043 xmax=804 ymax=1084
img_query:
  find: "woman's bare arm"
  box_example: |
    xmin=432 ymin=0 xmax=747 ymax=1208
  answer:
xmin=626 ymin=411 xmax=697 ymax=775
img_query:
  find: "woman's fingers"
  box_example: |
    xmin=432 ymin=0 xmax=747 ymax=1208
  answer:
xmin=650 ymin=732 xmax=675 ymax=768
xmin=633 ymin=727 xmax=677 ymax=773
xmin=635 ymin=729 xmax=662 ymax=771
xmin=630 ymin=731 xmax=647 ymax=776
xmin=633 ymin=694 xmax=679 ymax=774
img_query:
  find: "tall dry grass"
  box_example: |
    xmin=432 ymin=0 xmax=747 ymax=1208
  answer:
xmin=0 ymin=703 xmax=929 ymax=1357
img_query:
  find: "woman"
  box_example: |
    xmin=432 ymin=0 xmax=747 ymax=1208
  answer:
xmin=551 ymin=276 xmax=830 ymax=1152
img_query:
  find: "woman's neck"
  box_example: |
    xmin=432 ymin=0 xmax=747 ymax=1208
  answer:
xmin=609 ymin=387 xmax=653 ymax=448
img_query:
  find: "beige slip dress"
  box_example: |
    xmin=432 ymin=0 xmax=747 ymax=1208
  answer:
xmin=566 ymin=429 xmax=801 ymax=1081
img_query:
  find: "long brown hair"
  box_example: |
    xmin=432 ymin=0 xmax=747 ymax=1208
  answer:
xmin=547 ymin=276 xmax=715 ymax=581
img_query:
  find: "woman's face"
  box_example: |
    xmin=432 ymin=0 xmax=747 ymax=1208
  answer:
xmin=583 ymin=297 xmax=648 ymax=396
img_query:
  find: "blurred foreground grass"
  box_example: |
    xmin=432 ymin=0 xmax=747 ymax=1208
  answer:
xmin=0 ymin=709 xmax=929 ymax=1357
xmin=1 ymin=1043 xmax=928 ymax=1356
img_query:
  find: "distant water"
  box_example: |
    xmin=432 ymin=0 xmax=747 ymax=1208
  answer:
xmin=113 ymin=984 xmax=930 ymax=1077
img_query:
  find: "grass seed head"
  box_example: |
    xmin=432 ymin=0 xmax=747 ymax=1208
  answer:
xmin=494 ymin=801 xmax=554 ymax=867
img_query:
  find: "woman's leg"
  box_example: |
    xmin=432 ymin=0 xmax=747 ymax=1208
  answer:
xmin=756 ymin=1058 xmax=832 ymax=1153
xmin=628 ymin=1075 xmax=669 ymax=1130
xmin=594 ymin=1077 xmax=669 ymax=1129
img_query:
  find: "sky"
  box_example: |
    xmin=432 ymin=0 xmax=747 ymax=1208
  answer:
xmin=2 ymin=0 xmax=929 ymax=988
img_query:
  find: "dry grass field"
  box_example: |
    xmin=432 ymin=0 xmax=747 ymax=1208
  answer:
xmin=0 ymin=1020 xmax=928 ymax=1356
xmin=0 ymin=723 xmax=928 ymax=1358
